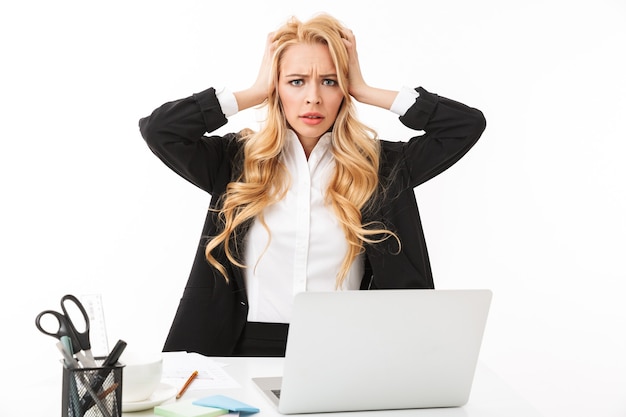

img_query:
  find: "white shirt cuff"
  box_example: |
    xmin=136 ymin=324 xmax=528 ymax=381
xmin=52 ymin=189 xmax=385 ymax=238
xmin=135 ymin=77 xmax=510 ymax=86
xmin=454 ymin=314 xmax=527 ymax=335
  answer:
xmin=389 ymin=86 xmax=420 ymax=116
xmin=216 ymin=87 xmax=239 ymax=117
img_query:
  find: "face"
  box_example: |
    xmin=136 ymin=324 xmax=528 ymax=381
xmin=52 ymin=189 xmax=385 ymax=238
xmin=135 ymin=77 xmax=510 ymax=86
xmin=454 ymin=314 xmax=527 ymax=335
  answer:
xmin=277 ymin=42 xmax=344 ymax=148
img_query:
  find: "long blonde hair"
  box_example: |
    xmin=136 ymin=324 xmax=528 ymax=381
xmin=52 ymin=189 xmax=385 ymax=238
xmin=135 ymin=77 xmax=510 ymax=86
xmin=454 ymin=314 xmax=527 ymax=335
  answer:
xmin=205 ymin=14 xmax=396 ymax=287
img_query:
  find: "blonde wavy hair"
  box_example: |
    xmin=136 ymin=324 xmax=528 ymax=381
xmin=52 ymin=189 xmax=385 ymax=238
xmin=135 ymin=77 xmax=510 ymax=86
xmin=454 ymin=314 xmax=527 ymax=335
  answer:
xmin=206 ymin=14 xmax=396 ymax=288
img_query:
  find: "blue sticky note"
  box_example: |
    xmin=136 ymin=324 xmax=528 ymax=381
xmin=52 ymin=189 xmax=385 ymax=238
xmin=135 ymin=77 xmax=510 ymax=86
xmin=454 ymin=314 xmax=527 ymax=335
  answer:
xmin=193 ymin=395 xmax=259 ymax=414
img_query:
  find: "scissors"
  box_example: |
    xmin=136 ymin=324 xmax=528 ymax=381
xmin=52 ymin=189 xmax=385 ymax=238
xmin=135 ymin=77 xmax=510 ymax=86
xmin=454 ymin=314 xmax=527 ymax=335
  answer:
xmin=35 ymin=294 xmax=97 ymax=367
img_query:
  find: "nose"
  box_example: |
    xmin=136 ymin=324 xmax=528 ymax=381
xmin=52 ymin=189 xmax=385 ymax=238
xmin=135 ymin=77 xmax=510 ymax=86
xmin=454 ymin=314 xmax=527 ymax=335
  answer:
xmin=305 ymin=85 xmax=321 ymax=104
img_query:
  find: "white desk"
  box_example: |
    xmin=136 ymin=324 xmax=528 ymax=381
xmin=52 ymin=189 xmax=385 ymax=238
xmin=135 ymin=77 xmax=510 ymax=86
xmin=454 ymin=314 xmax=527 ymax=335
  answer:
xmin=27 ymin=355 xmax=543 ymax=417
xmin=131 ymin=355 xmax=541 ymax=417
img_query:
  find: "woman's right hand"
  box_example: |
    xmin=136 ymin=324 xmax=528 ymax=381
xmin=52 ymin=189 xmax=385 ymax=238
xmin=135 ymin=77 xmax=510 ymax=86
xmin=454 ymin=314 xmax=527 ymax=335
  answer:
xmin=234 ymin=32 xmax=277 ymax=111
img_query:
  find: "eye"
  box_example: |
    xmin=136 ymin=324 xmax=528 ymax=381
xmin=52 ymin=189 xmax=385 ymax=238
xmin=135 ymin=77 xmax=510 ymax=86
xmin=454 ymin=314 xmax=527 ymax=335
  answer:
xmin=322 ymin=79 xmax=337 ymax=86
xmin=289 ymin=79 xmax=304 ymax=87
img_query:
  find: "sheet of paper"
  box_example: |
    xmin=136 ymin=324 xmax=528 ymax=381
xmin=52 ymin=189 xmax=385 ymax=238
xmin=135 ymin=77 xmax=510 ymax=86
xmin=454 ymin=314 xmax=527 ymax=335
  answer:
xmin=162 ymin=351 xmax=240 ymax=389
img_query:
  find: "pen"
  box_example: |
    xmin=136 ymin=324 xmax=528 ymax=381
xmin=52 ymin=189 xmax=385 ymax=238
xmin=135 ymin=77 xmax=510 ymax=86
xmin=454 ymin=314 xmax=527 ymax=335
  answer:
xmin=81 ymin=339 xmax=126 ymax=413
xmin=80 ymin=374 xmax=113 ymax=417
xmin=56 ymin=342 xmax=82 ymax=417
xmin=59 ymin=336 xmax=75 ymax=366
xmin=57 ymin=342 xmax=113 ymax=417
xmin=102 ymin=339 xmax=127 ymax=366
xmin=176 ymin=370 xmax=199 ymax=399
xmin=56 ymin=341 xmax=80 ymax=369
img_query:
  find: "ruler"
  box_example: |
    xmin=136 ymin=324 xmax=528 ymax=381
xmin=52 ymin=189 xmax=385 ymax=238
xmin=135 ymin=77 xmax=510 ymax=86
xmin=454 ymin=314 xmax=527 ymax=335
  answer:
xmin=80 ymin=293 xmax=110 ymax=357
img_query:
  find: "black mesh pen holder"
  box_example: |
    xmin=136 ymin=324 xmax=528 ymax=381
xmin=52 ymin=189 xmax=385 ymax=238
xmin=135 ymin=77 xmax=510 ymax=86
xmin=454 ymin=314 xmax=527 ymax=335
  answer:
xmin=61 ymin=359 xmax=124 ymax=417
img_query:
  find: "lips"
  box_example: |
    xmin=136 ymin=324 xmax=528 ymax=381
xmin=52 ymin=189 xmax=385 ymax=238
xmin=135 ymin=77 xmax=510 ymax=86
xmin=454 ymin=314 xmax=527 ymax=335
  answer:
xmin=300 ymin=112 xmax=324 ymax=125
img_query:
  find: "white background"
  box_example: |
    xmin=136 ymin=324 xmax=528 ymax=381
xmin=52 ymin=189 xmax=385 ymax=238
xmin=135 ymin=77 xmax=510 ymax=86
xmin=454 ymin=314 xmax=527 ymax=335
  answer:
xmin=2 ymin=1 xmax=625 ymax=416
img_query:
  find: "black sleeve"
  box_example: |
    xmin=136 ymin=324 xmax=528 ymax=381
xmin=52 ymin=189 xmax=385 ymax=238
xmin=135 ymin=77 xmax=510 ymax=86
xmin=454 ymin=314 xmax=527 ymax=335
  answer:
xmin=138 ymin=88 xmax=234 ymax=194
xmin=399 ymin=87 xmax=486 ymax=187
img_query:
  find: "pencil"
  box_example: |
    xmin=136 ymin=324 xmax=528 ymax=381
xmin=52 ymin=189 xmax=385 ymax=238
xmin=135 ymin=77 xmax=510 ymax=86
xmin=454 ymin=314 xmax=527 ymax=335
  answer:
xmin=97 ymin=383 xmax=119 ymax=400
xmin=176 ymin=370 xmax=199 ymax=399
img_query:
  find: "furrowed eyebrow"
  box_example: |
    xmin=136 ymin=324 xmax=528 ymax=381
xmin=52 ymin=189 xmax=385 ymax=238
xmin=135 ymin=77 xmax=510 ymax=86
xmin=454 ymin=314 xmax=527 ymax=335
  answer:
xmin=284 ymin=73 xmax=338 ymax=78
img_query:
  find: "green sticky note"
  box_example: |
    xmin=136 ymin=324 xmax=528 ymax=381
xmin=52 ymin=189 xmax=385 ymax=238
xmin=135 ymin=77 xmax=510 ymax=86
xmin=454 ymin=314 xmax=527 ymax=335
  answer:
xmin=154 ymin=401 xmax=228 ymax=417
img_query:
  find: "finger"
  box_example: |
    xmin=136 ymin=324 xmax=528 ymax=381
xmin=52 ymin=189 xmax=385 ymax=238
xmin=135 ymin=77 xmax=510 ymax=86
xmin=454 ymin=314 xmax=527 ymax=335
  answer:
xmin=342 ymin=29 xmax=355 ymax=43
xmin=266 ymin=32 xmax=278 ymax=54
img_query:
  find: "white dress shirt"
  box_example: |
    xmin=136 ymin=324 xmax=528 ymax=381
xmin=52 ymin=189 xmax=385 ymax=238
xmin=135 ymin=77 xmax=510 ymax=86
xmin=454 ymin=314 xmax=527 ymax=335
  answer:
xmin=217 ymin=87 xmax=419 ymax=323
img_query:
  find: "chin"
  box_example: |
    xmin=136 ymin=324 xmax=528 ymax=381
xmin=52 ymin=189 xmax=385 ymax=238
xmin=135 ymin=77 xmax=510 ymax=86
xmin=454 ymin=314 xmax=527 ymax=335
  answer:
xmin=295 ymin=125 xmax=331 ymax=139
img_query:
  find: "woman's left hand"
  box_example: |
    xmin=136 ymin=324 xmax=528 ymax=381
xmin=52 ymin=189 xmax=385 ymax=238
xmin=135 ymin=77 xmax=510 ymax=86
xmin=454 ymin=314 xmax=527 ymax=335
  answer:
xmin=342 ymin=29 xmax=369 ymax=102
xmin=342 ymin=29 xmax=398 ymax=110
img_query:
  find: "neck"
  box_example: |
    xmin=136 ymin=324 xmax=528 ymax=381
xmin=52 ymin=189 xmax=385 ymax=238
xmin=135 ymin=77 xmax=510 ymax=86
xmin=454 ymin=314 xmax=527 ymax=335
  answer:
xmin=297 ymin=136 xmax=320 ymax=160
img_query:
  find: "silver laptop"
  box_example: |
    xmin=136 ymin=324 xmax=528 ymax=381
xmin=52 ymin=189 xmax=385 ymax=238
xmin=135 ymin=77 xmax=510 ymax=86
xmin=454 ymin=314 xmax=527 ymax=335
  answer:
xmin=252 ymin=289 xmax=492 ymax=414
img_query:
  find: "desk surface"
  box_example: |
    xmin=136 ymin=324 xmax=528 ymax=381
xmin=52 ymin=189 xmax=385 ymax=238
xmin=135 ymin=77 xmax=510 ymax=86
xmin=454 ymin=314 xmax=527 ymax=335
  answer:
xmin=135 ymin=355 xmax=541 ymax=417
xmin=27 ymin=355 xmax=543 ymax=417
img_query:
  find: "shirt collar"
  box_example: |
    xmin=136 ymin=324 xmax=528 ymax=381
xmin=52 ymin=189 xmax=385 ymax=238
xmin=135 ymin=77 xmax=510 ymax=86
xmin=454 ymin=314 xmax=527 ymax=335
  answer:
xmin=285 ymin=129 xmax=333 ymax=159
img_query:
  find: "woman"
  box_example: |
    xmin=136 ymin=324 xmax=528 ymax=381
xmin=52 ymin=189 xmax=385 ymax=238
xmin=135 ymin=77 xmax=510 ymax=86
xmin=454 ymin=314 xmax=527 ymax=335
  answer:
xmin=139 ymin=14 xmax=486 ymax=357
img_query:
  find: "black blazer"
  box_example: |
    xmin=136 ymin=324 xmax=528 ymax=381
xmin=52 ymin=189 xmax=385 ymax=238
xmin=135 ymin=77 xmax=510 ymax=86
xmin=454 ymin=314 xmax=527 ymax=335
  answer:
xmin=139 ymin=86 xmax=486 ymax=356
